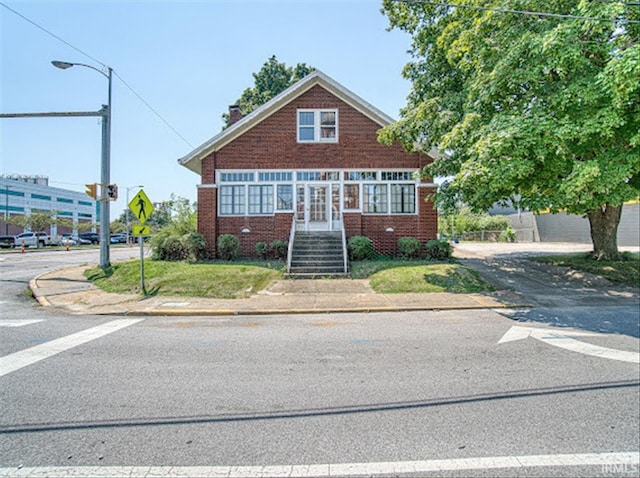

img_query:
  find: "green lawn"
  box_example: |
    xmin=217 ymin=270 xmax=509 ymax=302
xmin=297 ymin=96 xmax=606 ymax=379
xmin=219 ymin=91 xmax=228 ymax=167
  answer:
xmin=534 ymin=252 xmax=640 ymax=288
xmin=85 ymin=258 xmax=494 ymax=297
xmin=84 ymin=260 xmax=283 ymax=298
xmin=367 ymin=263 xmax=494 ymax=294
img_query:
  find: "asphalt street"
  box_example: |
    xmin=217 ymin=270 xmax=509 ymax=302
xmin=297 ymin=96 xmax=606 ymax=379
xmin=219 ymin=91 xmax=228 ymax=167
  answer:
xmin=0 ymin=247 xmax=638 ymax=478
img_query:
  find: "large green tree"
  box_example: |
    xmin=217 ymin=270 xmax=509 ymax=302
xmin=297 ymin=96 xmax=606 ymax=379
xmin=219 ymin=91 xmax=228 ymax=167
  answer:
xmin=222 ymin=55 xmax=314 ymax=127
xmin=379 ymin=0 xmax=639 ymax=259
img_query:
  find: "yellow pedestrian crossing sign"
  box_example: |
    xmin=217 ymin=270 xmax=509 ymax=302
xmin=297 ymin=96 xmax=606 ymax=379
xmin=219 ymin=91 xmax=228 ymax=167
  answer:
xmin=132 ymin=225 xmax=151 ymax=236
xmin=129 ymin=189 xmax=154 ymax=224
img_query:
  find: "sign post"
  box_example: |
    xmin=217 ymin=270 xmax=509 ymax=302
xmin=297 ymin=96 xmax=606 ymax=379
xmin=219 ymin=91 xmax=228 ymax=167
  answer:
xmin=128 ymin=190 xmax=154 ymax=295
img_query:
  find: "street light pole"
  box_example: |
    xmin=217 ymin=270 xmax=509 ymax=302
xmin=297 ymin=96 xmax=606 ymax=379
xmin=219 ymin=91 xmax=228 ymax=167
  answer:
xmin=52 ymin=60 xmax=112 ymax=269
xmin=4 ymin=185 xmax=9 ymax=235
xmin=126 ymin=185 xmax=143 ymax=245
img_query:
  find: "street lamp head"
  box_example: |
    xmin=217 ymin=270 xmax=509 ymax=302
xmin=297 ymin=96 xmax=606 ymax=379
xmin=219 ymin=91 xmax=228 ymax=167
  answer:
xmin=51 ymin=60 xmax=74 ymax=70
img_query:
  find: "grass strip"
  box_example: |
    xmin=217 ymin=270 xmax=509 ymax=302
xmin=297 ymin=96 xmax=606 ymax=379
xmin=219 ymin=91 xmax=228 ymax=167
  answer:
xmin=85 ymin=260 xmax=282 ymax=298
xmin=368 ymin=263 xmax=494 ymax=294
xmin=534 ymin=252 xmax=639 ymax=287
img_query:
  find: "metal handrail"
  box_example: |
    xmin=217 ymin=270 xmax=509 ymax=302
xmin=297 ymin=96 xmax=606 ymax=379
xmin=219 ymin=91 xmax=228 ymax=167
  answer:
xmin=286 ymin=215 xmax=296 ymax=274
xmin=339 ymin=215 xmax=348 ymax=274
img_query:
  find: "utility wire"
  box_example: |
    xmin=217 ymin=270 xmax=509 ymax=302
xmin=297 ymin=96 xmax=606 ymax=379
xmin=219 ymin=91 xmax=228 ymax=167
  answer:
xmin=0 ymin=2 xmax=107 ymax=68
xmin=390 ymin=0 xmax=640 ymax=23
xmin=0 ymin=2 xmax=195 ymax=148
xmin=113 ymin=71 xmax=194 ymax=148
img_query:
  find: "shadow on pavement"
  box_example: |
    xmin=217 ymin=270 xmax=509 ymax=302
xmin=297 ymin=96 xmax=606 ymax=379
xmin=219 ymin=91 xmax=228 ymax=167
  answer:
xmin=2 ymin=379 xmax=637 ymax=434
xmin=495 ymin=306 xmax=640 ymax=338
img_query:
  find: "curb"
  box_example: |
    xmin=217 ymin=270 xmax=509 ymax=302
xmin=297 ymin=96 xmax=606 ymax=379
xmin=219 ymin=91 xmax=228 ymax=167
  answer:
xmin=29 ymin=275 xmax=53 ymax=308
xmin=88 ymin=303 xmax=529 ymax=317
xmin=27 ymin=267 xmax=531 ymax=317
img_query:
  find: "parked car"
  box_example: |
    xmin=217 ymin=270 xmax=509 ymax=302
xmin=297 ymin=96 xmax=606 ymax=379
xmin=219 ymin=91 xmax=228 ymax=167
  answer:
xmin=110 ymin=234 xmax=127 ymax=244
xmin=58 ymin=234 xmax=78 ymax=246
xmin=74 ymin=235 xmax=92 ymax=245
xmin=0 ymin=235 xmax=16 ymax=248
xmin=56 ymin=234 xmax=92 ymax=246
xmin=79 ymin=232 xmax=100 ymax=244
xmin=15 ymin=232 xmax=52 ymax=248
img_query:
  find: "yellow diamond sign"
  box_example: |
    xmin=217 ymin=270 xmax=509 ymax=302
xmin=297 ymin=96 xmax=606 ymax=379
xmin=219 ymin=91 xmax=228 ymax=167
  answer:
xmin=128 ymin=189 xmax=154 ymax=224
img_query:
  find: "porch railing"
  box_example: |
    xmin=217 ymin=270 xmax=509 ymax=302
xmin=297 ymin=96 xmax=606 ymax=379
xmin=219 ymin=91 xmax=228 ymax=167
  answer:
xmin=286 ymin=215 xmax=296 ymax=274
xmin=339 ymin=215 xmax=348 ymax=275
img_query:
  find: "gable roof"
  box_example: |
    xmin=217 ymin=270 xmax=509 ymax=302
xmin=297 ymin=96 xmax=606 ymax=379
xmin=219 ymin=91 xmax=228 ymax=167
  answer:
xmin=178 ymin=70 xmax=396 ymax=175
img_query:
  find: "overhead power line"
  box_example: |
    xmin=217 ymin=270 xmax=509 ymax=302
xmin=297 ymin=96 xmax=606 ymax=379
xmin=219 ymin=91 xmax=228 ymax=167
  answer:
xmin=0 ymin=2 xmax=194 ymax=148
xmin=113 ymin=71 xmax=194 ymax=148
xmin=390 ymin=0 xmax=640 ymax=23
xmin=0 ymin=2 xmax=107 ymax=68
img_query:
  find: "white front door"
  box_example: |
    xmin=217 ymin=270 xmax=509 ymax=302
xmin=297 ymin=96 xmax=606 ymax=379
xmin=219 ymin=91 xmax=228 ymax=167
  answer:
xmin=295 ymin=183 xmax=342 ymax=231
xmin=306 ymin=184 xmax=329 ymax=231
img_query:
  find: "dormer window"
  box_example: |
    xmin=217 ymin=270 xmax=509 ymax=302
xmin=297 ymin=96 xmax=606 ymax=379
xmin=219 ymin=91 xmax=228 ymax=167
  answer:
xmin=297 ymin=109 xmax=338 ymax=143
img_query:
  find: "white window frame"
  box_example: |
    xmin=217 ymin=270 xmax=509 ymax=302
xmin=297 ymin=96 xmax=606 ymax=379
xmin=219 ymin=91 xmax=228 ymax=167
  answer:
xmin=248 ymin=185 xmax=274 ymax=215
xmin=216 ymin=168 xmax=418 ymax=217
xmin=363 ymin=184 xmax=388 ymax=214
xmin=297 ymin=109 xmax=338 ymax=143
xmin=219 ymin=185 xmax=246 ymax=216
xmin=390 ymin=184 xmax=416 ymax=214
xmin=277 ymin=184 xmax=293 ymax=211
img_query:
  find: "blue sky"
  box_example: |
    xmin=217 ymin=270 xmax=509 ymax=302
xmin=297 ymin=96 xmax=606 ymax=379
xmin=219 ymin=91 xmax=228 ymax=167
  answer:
xmin=1 ymin=0 xmax=413 ymax=218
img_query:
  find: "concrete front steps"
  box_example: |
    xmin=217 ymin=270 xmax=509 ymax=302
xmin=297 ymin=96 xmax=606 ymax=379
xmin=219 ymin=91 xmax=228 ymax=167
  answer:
xmin=288 ymin=231 xmax=348 ymax=278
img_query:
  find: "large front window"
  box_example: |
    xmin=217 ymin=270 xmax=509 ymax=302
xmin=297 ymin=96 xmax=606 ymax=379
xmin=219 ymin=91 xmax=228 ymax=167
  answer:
xmin=297 ymin=109 xmax=338 ymax=143
xmin=277 ymin=184 xmax=293 ymax=210
xmin=217 ymin=169 xmax=419 ymax=218
xmin=390 ymin=184 xmax=416 ymax=213
xmin=363 ymin=184 xmax=388 ymax=213
xmin=248 ymin=185 xmax=273 ymax=214
xmin=343 ymin=184 xmax=359 ymax=210
xmin=220 ymin=185 xmax=245 ymax=215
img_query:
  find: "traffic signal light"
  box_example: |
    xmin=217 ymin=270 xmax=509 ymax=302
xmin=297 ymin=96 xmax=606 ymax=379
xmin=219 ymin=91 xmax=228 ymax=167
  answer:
xmin=85 ymin=183 xmax=98 ymax=199
xmin=106 ymin=184 xmax=118 ymax=200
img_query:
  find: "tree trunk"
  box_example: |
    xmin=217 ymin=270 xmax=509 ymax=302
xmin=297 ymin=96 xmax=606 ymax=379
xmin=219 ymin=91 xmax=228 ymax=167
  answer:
xmin=587 ymin=204 xmax=622 ymax=260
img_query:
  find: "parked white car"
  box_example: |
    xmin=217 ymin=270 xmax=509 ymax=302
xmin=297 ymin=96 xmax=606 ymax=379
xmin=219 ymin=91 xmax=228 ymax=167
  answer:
xmin=15 ymin=232 xmax=52 ymax=248
xmin=56 ymin=234 xmax=91 ymax=246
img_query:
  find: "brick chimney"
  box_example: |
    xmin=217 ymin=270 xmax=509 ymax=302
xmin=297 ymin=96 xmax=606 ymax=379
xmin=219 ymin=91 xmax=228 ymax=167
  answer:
xmin=228 ymin=105 xmax=243 ymax=125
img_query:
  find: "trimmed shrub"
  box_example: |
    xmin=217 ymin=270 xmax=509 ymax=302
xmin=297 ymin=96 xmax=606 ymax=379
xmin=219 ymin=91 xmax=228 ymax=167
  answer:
xmin=425 ymin=239 xmax=452 ymax=260
xmin=151 ymin=231 xmax=208 ymax=261
xmin=217 ymin=234 xmax=240 ymax=261
xmin=184 ymin=232 xmax=207 ymax=260
xmin=348 ymin=236 xmax=375 ymax=260
xmin=155 ymin=235 xmax=189 ymax=261
xmin=255 ymin=241 xmax=269 ymax=259
xmin=397 ymin=237 xmax=422 ymax=259
xmin=269 ymin=240 xmax=288 ymax=260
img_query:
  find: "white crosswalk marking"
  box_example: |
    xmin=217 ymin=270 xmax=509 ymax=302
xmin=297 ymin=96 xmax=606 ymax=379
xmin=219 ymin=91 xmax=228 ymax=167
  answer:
xmin=0 ymin=319 xmax=44 ymax=327
xmin=0 ymin=318 xmax=144 ymax=377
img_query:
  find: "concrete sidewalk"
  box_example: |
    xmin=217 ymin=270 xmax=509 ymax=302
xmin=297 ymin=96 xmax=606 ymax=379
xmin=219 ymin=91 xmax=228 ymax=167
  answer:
xmin=29 ymin=265 xmax=510 ymax=316
xmin=31 ymin=242 xmax=637 ymax=317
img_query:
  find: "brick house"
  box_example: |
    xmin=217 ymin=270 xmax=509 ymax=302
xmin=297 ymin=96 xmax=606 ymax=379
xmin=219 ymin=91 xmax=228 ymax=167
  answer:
xmin=178 ymin=70 xmax=437 ymax=270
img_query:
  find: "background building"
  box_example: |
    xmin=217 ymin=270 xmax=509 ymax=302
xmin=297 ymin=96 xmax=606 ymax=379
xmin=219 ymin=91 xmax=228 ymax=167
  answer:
xmin=0 ymin=175 xmax=98 ymax=236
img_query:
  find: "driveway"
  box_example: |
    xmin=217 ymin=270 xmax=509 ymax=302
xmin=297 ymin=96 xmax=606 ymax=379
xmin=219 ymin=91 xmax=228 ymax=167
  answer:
xmin=453 ymin=242 xmax=640 ymax=337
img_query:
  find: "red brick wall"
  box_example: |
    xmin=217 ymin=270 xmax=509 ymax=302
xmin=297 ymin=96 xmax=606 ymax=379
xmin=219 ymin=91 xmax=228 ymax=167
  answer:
xmin=216 ymin=213 xmax=294 ymax=257
xmin=197 ymin=186 xmax=217 ymax=255
xmin=207 ymin=86 xmax=432 ymax=172
xmin=197 ymin=84 xmax=438 ymax=257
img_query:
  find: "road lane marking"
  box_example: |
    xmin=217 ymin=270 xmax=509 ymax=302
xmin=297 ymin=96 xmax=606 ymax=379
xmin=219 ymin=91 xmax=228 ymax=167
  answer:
xmin=0 ymin=319 xmax=44 ymax=327
xmin=499 ymin=325 xmax=640 ymax=363
xmin=0 ymin=452 xmax=637 ymax=477
xmin=0 ymin=319 xmax=144 ymax=377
